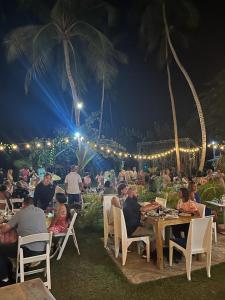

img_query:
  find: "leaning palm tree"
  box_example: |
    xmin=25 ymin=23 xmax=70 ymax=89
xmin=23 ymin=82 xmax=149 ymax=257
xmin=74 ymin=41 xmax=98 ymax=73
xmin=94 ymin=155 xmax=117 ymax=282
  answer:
xmin=140 ymin=0 xmax=206 ymax=172
xmin=4 ymin=0 xmax=124 ymax=127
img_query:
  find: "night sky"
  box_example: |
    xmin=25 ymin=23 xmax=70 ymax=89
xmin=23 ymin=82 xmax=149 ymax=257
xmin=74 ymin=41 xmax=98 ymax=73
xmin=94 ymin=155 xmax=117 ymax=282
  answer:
xmin=0 ymin=0 xmax=224 ymax=144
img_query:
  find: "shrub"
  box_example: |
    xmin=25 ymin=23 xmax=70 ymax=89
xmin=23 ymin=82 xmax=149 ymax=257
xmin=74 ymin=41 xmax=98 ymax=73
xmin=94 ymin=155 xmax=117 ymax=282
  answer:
xmin=198 ymin=182 xmax=225 ymax=203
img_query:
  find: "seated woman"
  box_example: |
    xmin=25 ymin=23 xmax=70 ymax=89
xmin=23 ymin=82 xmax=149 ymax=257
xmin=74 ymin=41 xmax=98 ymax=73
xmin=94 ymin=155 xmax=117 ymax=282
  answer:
xmin=173 ymin=188 xmax=200 ymax=239
xmin=48 ymin=193 xmax=71 ymax=234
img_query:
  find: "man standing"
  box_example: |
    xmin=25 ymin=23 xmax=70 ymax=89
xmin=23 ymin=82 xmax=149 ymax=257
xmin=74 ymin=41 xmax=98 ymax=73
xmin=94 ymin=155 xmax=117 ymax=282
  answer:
xmin=34 ymin=173 xmax=55 ymax=210
xmin=65 ymin=165 xmax=82 ymax=208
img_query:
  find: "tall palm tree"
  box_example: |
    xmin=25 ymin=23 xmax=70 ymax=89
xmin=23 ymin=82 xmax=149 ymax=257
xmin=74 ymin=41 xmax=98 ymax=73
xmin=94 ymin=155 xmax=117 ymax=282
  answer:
xmin=162 ymin=1 xmax=206 ymax=172
xmin=4 ymin=0 xmax=123 ymax=127
xmin=140 ymin=0 xmax=206 ymax=172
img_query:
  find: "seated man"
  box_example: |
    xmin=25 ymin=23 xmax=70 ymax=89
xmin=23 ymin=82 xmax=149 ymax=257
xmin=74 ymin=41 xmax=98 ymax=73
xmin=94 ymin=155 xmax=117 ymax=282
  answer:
xmin=123 ymin=187 xmax=160 ymax=237
xmin=0 ymin=197 xmax=47 ymax=258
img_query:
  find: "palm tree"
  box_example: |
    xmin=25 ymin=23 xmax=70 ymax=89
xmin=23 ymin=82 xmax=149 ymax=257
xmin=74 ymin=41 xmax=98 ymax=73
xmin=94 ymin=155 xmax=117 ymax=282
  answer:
xmin=4 ymin=0 xmax=123 ymax=127
xmin=140 ymin=0 xmax=206 ymax=172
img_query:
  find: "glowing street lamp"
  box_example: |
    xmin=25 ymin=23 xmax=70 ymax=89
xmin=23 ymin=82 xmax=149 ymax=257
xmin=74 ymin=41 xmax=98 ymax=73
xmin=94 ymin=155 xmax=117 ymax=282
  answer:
xmin=25 ymin=144 xmax=31 ymax=149
xmin=77 ymin=102 xmax=83 ymax=110
xmin=74 ymin=132 xmax=80 ymax=140
xmin=47 ymin=141 xmax=51 ymax=147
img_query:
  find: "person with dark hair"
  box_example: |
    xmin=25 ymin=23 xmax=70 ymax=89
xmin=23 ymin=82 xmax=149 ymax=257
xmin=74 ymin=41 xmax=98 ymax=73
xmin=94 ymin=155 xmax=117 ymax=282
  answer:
xmin=48 ymin=193 xmax=71 ymax=234
xmin=34 ymin=173 xmax=55 ymax=210
xmin=0 ymin=196 xmax=47 ymax=258
xmin=117 ymin=183 xmax=128 ymax=207
xmin=172 ymin=188 xmax=200 ymax=239
xmin=103 ymin=181 xmax=116 ymax=195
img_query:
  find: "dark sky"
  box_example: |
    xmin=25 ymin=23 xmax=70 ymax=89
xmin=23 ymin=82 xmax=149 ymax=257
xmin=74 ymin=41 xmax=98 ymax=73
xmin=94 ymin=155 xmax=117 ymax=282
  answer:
xmin=0 ymin=0 xmax=224 ymax=144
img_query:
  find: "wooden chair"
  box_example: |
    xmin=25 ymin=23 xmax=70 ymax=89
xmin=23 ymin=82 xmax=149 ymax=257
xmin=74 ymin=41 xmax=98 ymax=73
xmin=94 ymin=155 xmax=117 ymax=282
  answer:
xmin=169 ymin=217 xmax=213 ymax=281
xmin=16 ymin=232 xmax=52 ymax=289
xmin=113 ymin=206 xmax=150 ymax=266
xmin=54 ymin=210 xmax=80 ymax=260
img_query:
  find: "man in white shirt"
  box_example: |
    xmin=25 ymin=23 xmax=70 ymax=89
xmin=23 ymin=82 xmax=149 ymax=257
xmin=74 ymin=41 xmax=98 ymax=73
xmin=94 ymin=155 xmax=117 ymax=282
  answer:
xmin=65 ymin=165 xmax=82 ymax=208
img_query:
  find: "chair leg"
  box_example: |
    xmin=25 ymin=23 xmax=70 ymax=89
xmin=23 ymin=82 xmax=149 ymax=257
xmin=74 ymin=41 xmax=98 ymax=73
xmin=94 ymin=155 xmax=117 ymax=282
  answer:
xmin=122 ymin=245 xmax=128 ymax=266
xmin=186 ymin=254 xmax=192 ymax=281
xmin=104 ymin=228 xmax=109 ymax=248
xmin=146 ymin=241 xmax=150 ymax=262
xmin=72 ymin=230 xmax=80 ymax=255
xmin=206 ymin=251 xmax=211 ymax=278
xmin=114 ymin=237 xmax=120 ymax=258
xmin=20 ymin=257 xmax=24 ymax=283
xmin=169 ymin=244 xmax=173 ymax=267
xmin=213 ymin=224 xmax=217 ymax=243
xmin=46 ymin=257 xmax=51 ymax=289
xmin=57 ymin=234 xmax=70 ymax=261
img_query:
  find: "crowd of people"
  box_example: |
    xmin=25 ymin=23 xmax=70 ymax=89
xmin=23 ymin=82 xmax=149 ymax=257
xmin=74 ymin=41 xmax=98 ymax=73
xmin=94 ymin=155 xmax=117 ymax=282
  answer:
xmin=0 ymin=162 xmax=224 ymax=284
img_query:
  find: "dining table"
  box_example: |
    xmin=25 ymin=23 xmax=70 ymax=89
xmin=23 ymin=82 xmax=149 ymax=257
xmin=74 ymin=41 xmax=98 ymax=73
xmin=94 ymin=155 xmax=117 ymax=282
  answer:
xmin=0 ymin=278 xmax=56 ymax=300
xmin=146 ymin=214 xmax=194 ymax=269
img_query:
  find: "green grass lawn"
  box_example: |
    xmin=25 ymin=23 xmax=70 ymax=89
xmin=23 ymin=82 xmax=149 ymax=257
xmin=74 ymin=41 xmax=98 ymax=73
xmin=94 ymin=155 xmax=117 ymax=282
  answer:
xmin=51 ymin=230 xmax=225 ymax=300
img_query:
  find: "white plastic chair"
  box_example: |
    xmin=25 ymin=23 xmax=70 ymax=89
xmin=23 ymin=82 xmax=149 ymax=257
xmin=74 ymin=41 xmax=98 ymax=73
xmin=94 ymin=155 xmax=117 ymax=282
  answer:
xmin=103 ymin=195 xmax=117 ymax=248
xmin=10 ymin=198 xmax=24 ymax=213
xmin=169 ymin=217 xmax=213 ymax=281
xmin=195 ymin=203 xmax=217 ymax=243
xmin=113 ymin=206 xmax=150 ymax=266
xmin=0 ymin=199 xmax=9 ymax=213
xmin=16 ymin=232 xmax=52 ymax=289
xmin=155 ymin=197 xmax=167 ymax=208
xmin=195 ymin=203 xmax=206 ymax=218
xmin=54 ymin=210 xmax=80 ymax=260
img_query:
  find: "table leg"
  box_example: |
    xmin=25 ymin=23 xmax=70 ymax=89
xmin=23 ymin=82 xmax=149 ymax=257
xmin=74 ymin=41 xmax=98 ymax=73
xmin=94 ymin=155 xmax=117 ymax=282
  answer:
xmin=155 ymin=223 xmax=164 ymax=269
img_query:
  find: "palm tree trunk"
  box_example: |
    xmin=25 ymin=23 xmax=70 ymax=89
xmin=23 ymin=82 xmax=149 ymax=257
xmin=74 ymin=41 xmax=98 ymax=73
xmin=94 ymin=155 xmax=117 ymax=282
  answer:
xmin=63 ymin=39 xmax=79 ymax=127
xmin=163 ymin=3 xmax=206 ymax=171
xmin=166 ymin=44 xmax=181 ymax=174
xmin=98 ymin=72 xmax=105 ymax=140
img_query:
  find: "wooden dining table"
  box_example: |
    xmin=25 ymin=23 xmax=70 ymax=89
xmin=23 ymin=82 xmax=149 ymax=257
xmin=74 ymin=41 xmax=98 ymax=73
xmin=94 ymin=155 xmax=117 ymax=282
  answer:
xmin=146 ymin=215 xmax=194 ymax=269
xmin=0 ymin=278 xmax=55 ymax=300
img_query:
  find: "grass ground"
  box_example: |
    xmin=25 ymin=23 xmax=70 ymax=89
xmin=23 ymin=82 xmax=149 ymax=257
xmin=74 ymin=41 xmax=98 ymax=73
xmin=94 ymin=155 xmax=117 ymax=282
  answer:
xmin=51 ymin=230 xmax=225 ymax=300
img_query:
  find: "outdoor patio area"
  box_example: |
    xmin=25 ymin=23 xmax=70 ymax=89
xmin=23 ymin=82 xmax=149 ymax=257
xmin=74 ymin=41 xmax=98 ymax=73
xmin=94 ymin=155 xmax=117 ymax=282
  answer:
xmin=106 ymin=234 xmax=225 ymax=284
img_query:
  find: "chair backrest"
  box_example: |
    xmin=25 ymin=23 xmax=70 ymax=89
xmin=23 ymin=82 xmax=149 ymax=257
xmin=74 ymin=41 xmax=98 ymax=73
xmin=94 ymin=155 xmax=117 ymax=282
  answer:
xmin=10 ymin=198 xmax=24 ymax=212
xmin=155 ymin=197 xmax=167 ymax=208
xmin=195 ymin=203 xmax=206 ymax=218
xmin=112 ymin=206 xmax=127 ymax=241
xmin=103 ymin=195 xmax=117 ymax=224
xmin=103 ymin=195 xmax=116 ymax=213
xmin=186 ymin=217 xmax=213 ymax=252
xmin=18 ymin=232 xmax=52 ymax=247
xmin=67 ymin=210 xmax=78 ymax=232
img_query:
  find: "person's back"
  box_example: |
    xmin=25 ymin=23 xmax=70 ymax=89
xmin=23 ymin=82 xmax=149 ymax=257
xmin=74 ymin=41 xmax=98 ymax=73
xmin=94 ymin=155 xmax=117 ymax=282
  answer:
xmin=9 ymin=203 xmax=47 ymax=252
xmin=65 ymin=171 xmax=81 ymax=194
xmin=123 ymin=195 xmax=141 ymax=236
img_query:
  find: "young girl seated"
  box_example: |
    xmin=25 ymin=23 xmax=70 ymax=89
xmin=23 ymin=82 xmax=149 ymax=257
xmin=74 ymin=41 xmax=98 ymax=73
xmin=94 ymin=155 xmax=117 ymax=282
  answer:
xmin=48 ymin=193 xmax=71 ymax=234
xmin=173 ymin=188 xmax=200 ymax=239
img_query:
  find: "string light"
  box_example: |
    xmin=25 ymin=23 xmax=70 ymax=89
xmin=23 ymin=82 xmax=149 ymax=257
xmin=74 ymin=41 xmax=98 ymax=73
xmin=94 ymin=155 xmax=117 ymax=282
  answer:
xmin=0 ymin=136 xmax=204 ymax=161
